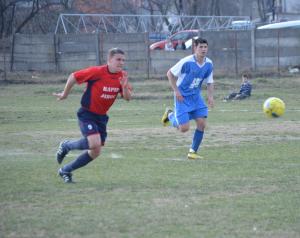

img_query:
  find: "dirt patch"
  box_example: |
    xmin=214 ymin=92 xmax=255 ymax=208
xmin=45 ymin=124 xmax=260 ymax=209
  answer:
xmin=108 ymin=121 xmax=300 ymax=148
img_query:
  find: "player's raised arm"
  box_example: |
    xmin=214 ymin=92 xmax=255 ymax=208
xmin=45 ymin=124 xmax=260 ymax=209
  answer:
xmin=53 ymin=73 xmax=77 ymax=100
xmin=120 ymin=71 xmax=132 ymax=101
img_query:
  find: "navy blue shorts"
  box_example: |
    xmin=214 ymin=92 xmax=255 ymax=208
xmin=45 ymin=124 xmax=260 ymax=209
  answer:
xmin=77 ymin=108 xmax=109 ymax=146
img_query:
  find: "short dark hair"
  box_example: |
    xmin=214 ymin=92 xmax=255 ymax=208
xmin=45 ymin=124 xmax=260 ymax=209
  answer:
xmin=194 ymin=37 xmax=208 ymax=46
xmin=242 ymin=71 xmax=251 ymax=79
xmin=108 ymin=48 xmax=125 ymax=58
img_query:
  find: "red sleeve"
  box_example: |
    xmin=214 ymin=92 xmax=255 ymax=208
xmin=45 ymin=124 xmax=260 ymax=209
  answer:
xmin=73 ymin=66 xmax=101 ymax=84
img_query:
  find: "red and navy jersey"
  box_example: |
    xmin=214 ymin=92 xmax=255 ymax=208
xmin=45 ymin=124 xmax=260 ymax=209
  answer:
xmin=74 ymin=65 xmax=125 ymax=115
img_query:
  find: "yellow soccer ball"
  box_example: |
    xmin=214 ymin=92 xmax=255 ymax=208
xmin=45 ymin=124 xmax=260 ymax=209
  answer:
xmin=263 ymin=97 xmax=285 ymax=118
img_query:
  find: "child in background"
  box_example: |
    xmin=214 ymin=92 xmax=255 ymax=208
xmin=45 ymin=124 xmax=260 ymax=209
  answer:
xmin=224 ymin=73 xmax=252 ymax=101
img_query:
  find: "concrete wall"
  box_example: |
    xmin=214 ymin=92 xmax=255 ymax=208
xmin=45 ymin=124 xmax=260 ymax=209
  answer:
xmin=0 ymin=38 xmax=11 ymax=72
xmin=55 ymin=33 xmax=149 ymax=72
xmin=150 ymin=50 xmax=189 ymax=77
xmin=167 ymin=29 xmax=300 ymax=75
xmin=152 ymin=30 xmax=253 ymax=76
xmin=1 ymin=29 xmax=300 ymax=79
xmin=12 ymin=34 xmax=56 ymax=71
xmin=200 ymin=30 xmax=252 ymax=75
xmin=255 ymin=29 xmax=300 ymax=71
xmin=100 ymin=33 xmax=149 ymax=77
xmin=56 ymin=34 xmax=98 ymax=71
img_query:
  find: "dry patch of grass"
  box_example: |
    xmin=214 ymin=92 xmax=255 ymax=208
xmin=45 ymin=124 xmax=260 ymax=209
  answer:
xmin=107 ymin=120 xmax=300 ymax=148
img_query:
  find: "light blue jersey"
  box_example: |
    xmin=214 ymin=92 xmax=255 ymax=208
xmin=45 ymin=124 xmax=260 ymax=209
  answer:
xmin=170 ymin=55 xmax=213 ymax=123
xmin=170 ymin=55 xmax=213 ymax=97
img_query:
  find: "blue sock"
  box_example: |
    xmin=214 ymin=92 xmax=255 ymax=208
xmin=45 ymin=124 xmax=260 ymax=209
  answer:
xmin=65 ymin=138 xmax=89 ymax=151
xmin=191 ymin=129 xmax=204 ymax=152
xmin=63 ymin=151 xmax=93 ymax=173
xmin=168 ymin=112 xmax=178 ymax=127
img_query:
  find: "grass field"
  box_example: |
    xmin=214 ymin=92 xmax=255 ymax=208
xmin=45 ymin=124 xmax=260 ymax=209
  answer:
xmin=0 ymin=74 xmax=299 ymax=237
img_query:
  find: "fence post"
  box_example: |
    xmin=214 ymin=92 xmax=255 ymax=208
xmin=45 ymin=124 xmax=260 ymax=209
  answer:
xmin=0 ymin=38 xmax=6 ymax=82
xmin=99 ymin=32 xmax=104 ymax=65
xmin=277 ymin=29 xmax=280 ymax=76
xmin=234 ymin=31 xmax=238 ymax=79
xmin=1 ymin=38 xmax=7 ymax=81
xmin=95 ymin=32 xmax=100 ymax=65
xmin=251 ymin=29 xmax=256 ymax=71
xmin=53 ymin=34 xmax=58 ymax=72
xmin=10 ymin=34 xmax=15 ymax=71
xmin=145 ymin=32 xmax=150 ymax=80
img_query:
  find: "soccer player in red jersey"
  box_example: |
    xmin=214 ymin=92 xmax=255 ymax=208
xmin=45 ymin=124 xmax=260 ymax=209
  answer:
xmin=53 ymin=48 xmax=132 ymax=183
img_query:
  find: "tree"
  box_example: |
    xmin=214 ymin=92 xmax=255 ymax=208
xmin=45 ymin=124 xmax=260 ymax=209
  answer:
xmin=0 ymin=0 xmax=71 ymax=38
xmin=0 ymin=0 xmax=18 ymax=38
xmin=256 ymin=0 xmax=277 ymax=23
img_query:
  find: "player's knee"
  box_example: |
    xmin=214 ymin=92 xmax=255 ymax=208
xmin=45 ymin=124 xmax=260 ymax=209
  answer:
xmin=179 ymin=125 xmax=189 ymax=133
xmin=197 ymin=124 xmax=206 ymax=131
xmin=89 ymin=147 xmax=101 ymax=159
xmin=89 ymin=139 xmax=102 ymax=149
xmin=196 ymin=119 xmax=206 ymax=131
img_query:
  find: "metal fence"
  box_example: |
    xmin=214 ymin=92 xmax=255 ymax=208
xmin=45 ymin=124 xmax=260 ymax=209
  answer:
xmin=55 ymin=14 xmax=252 ymax=34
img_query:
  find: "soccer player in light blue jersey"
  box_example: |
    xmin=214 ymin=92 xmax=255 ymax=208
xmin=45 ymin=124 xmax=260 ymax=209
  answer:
xmin=161 ymin=37 xmax=214 ymax=160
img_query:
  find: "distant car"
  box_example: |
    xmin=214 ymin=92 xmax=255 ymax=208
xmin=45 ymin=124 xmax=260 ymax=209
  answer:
xmin=230 ymin=20 xmax=254 ymax=30
xmin=149 ymin=30 xmax=199 ymax=50
xmin=184 ymin=38 xmax=193 ymax=49
xmin=149 ymin=32 xmax=168 ymax=43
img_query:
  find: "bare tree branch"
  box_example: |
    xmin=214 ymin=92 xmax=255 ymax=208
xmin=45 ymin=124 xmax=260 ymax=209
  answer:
xmin=0 ymin=0 xmax=72 ymax=37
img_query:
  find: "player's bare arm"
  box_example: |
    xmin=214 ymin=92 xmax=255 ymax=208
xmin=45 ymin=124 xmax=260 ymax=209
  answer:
xmin=53 ymin=73 xmax=77 ymax=100
xmin=120 ymin=72 xmax=132 ymax=101
xmin=207 ymin=83 xmax=214 ymax=108
xmin=167 ymin=69 xmax=183 ymax=101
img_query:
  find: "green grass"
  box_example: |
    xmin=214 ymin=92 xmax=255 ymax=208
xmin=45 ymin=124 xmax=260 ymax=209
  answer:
xmin=0 ymin=75 xmax=300 ymax=237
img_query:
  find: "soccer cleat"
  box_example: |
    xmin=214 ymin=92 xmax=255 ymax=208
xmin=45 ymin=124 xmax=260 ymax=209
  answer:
xmin=58 ymin=168 xmax=73 ymax=183
xmin=161 ymin=108 xmax=172 ymax=126
xmin=56 ymin=140 xmax=70 ymax=164
xmin=187 ymin=152 xmax=203 ymax=160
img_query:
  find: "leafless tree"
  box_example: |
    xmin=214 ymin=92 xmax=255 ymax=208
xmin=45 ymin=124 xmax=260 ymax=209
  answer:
xmin=0 ymin=0 xmax=71 ymax=38
xmin=116 ymin=0 xmax=245 ymax=33
xmin=116 ymin=0 xmax=174 ymax=32
xmin=1 ymin=0 xmax=280 ymax=38
xmin=256 ymin=0 xmax=268 ymax=22
xmin=210 ymin=0 xmax=221 ymax=16
xmin=256 ymin=0 xmax=276 ymax=23
xmin=142 ymin=0 xmax=175 ymax=31
xmin=0 ymin=0 xmax=17 ymax=38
